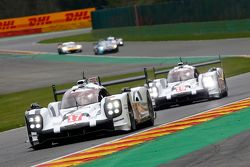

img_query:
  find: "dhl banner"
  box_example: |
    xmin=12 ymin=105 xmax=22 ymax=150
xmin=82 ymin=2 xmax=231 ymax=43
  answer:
xmin=0 ymin=8 xmax=95 ymax=38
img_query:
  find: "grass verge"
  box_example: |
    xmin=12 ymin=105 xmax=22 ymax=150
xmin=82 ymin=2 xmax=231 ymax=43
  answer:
xmin=40 ymin=19 xmax=250 ymax=43
xmin=0 ymin=57 xmax=250 ymax=132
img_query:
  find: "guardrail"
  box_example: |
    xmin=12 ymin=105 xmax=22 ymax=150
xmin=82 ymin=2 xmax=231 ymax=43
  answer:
xmin=52 ymin=56 xmax=222 ymax=101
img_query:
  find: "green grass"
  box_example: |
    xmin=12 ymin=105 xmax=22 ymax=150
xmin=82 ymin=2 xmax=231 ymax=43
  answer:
xmin=40 ymin=19 xmax=250 ymax=43
xmin=0 ymin=57 xmax=250 ymax=132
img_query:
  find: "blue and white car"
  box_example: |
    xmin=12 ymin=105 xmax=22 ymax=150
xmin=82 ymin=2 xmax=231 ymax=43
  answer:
xmin=93 ymin=40 xmax=119 ymax=55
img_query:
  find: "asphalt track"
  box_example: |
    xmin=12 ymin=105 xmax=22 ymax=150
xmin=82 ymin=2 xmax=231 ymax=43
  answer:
xmin=0 ymin=29 xmax=250 ymax=167
xmin=1 ymin=29 xmax=250 ymax=94
xmin=0 ymin=72 xmax=249 ymax=167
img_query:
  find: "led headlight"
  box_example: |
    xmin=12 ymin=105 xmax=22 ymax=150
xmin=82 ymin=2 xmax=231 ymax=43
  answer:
xmin=114 ymin=109 xmax=120 ymax=114
xmin=29 ymin=117 xmax=34 ymax=123
xmin=62 ymin=47 xmax=67 ymax=51
xmin=27 ymin=114 xmax=43 ymax=131
xmin=105 ymin=100 xmax=122 ymax=118
xmin=35 ymin=115 xmax=41 ymax=123
xmin=36 ymin=124 xmax=41 ymax=129
xmin=98 ymin=46 xmax=104 ymax=51
xmin=107 ymin=103 xmax=113 ymax=110
xmin=30 ymin=124 xmax=35 ymax=129
xmin=113 ymin=100 xmax=120 ymax=108
xmin=203 ymin=76 xmax=216 ymax=88
xmin=113 ymin=44 xmax=117 ymax=49
xmin=76 ymin=45 xmax=82 ymax=49
xmin=108 ymin=110 xmax=114 ymax=115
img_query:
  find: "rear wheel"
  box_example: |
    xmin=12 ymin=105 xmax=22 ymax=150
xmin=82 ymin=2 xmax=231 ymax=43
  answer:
xmin=146 ymin=92 xmax=155 ymax=126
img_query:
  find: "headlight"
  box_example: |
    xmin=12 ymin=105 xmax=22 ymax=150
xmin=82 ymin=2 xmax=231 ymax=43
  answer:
xmin=76 ymin=45 xmax=82 ymax=49
xmin=62 ymin=47 xmax=67 ymax=51
xmin=203 ymin=76 xmax=216 ymax=88
xmin=98 ymin=46 xmax=104 ymax=51
xmin=113 ymin=45 xmax=117 ymax=48
xmin=149 ymin=87 xmax=159 ymax=98
xmin=35 ymin=115 xmax=41 ymax=123
xmin=29 ymin=117 xmax=34 ymax=123
xmin=27 ymin=114 xmax=43 ymax=131
xmin=104 ymin=100 xmax=122 ymax=118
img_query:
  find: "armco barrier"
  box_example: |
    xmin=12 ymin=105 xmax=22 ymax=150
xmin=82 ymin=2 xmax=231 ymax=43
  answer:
xmin=0 ymin=8 xmax=95 ymax=38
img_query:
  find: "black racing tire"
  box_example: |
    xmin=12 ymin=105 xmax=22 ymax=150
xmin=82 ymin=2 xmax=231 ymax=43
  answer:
xmin=146 ymin=92 xmax=155 ymax=127
xmin=28 ymin=132 xmax=52 ymax=150
xmin=58 ymin=49 xmax=65 ymax=55
xmin=127 ymin=97 xmax=137 ymax=131
xmin=115 ymin=47 xmax=119 ymax=53
xmin=223 ymin=78 xmax=228 ymax=97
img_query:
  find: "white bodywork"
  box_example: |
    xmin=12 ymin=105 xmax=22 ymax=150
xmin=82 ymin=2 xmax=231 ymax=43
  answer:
xmin=25 ymin=79 xmax=155 ymax=148
xmin=148 ymin=64 xmax=228 ymax=109
xmin=106 ymin=36 xmax=124 ymax=46
xmin=57 ymin=42 xmax=82 ymax=54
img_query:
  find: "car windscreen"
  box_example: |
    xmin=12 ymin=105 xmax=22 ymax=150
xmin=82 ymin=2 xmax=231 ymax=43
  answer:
xmin=168 ymin=68 xmax=195 ymax=83
xmin=61 ymin=89 xmax=99 ymax=109
xmin=62 ymin=42 xmax=75 ymax=47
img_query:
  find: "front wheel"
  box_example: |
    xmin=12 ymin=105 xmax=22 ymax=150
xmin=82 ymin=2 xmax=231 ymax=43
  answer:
xmin=28 ymin=132 xmax=52 ymax=150
xmin=127 ymin=98 xmax=137 ymax=131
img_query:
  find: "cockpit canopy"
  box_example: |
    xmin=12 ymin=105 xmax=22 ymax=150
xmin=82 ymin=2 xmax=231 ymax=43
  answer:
xmin=61 ymin=88 xmax=99 ymax=109
xmin=168 ymin=67 xmax=199 ymax=83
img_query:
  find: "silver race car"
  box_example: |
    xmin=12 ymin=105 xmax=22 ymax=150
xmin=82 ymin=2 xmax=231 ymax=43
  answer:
xmin=57 ymin=42 xmax=82 ymax=54
xmin=106 ymin=36 xmax=124 ymax=46
xmin=25 ymin=77 xmax=155 ymax=149
xmin=148 ymin=62 xmax=228 ymax=110
xmin=93 ymin=40 xmax=119 ymax=55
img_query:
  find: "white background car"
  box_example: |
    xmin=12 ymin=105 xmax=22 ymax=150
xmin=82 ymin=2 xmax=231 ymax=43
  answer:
xmin=25 ymin=77 xmax=155 ymax=149
xmin=106 ymin=36 xmax=124 ymax=46
xmin=57 ymin=42 xmax=82 ymax=54
xmin=148 ymin=63 xmax=228 ymax=110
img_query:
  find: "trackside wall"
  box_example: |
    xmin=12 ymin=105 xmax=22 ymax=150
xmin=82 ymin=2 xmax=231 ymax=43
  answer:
xmin=92 ymin=0 xmax=250 ymax=29
xmin=0 ymin=8 xmax=95 ymax=38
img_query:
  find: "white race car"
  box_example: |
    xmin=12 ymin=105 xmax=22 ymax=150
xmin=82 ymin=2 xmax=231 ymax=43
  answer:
xmin=57 ymin=42 xmax=82 ymax=54
xmin=25 ymin=77 xmax=155 ymax=149
xmin=106 ymin=36 xmax=124 ymax=46
xmin=148 ymin=62 xmax=228 ymax=110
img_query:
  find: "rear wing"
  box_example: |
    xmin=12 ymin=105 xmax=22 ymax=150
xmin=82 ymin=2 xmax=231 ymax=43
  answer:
xmin=52 ymin=68 xmax=149 ymax=101
xmin=152 ymin=55 xmax=222 ymax=79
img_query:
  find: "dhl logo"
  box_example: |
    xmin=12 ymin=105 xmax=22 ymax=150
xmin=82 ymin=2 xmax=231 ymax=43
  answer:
xmin=28 ymin=16 xmax=52 ymax=26
xmin=0 ymin=8 xmax=95 ymax=37
xmin=0 ymin=20 xmax=16 ymax=30
xmin=65 ymin=11 xmax=90 ymax=21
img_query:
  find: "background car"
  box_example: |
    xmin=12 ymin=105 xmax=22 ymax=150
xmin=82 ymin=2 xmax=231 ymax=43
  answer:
xmin=25 ymin=77 xmax=155 ymax=149
xmin=93 ymin=40 xmax=119 ymax=55
xmin=106 ymin=36 xmax=124 ymax=46
xmin=57 ymin=42 xmax=82 ymax=54
xmin=148 ymin=62 xmax=228 ymax=110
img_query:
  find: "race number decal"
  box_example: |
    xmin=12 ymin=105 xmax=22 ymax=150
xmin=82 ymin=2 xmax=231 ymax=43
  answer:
xmin=68 ymin=113 xmax=83 ymax=123
xmin=175 ymin=86 xmax=186 ymax=92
